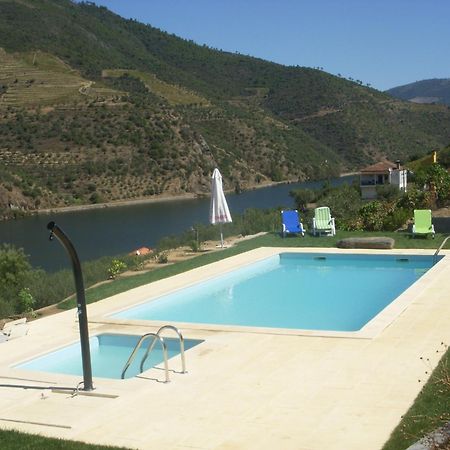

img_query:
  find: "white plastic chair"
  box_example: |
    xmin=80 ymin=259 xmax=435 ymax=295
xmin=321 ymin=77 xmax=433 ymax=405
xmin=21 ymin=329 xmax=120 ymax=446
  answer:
xmin=1 ymin=318 xmax=29 ymax=341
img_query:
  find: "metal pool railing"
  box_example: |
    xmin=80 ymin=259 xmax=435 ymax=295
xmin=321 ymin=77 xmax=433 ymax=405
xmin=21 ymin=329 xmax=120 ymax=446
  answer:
xmin=121 ymin=325 xmax=186 ymax=381
xmin=434 ymin=235 xmax=450 ymax=265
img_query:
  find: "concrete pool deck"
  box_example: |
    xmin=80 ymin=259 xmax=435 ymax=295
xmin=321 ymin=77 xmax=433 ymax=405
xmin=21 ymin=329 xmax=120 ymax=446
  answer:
xmin=0 ymin=247 xmax=449 ymax=449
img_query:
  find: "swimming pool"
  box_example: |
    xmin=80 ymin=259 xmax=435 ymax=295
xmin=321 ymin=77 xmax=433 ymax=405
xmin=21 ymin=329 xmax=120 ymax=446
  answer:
xmin=16 ymin=334 xmax=203 ymax=379
xmin=112 ymin=253 xmax=437 ymax=332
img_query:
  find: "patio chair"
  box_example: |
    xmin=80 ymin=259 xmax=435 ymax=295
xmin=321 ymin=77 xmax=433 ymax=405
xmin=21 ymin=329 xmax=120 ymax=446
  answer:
xmin=312 ymin=206 xmax=336 ymax=236
xmin=1 ymin=317 xmax=29 ymax=342
xmin=412 ymin=209 xmax=435 ymax=238
xmin=281 ymin=210 xmax=305 ymax=237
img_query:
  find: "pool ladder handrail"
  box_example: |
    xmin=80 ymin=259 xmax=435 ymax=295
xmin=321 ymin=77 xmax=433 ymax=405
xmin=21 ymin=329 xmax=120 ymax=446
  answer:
xmin=121 ymin=333 xmax=169 ymax=381
xmin=434 ymin=235 xmax=450 ymax=265
xmin=121 ymin=325 xmax=186 ymax=381
xmin=142 ymin=325 xmax=187 ymax=375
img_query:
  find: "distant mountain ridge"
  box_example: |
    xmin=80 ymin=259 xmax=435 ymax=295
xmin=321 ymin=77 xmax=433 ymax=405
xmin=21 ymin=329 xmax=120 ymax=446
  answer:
xmin=0 ymin=0 xmax=450 ymax=218
xmin=386 ymin=78 xmax=450 ymax=106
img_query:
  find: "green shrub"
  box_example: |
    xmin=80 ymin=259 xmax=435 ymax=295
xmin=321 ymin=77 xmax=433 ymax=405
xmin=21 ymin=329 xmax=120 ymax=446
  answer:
xmin=290 ymin=188 xmax=316 ymax=212
xmin=397 ymin=188 xmax=432 ymax=211
xmin=232 ymin=208 xmax=280 ymax=236
xmin=352 ymin=201 xmax=409 ymax=232
xmin=316 ymin=184 xmax=362 ymax=230
xmin=356 ymin=201 xmax=385 ymax=231
xmin=25 ymin=255 xmax=140 ymax=313
xmin=28 ymin=269 xmax=71 ymax=309
xmin=383 ymin=207 xmax=410 ymax=231
xmin=415 ymin=163 xmax=450 ymax=206
xmin=89 ymin=192 xmax=105 ymax=204
xmin=107 ymin=259 xmax=127 ymax=279
xmin=0 ymin=244 xmax=34 ymax=317
xmin=17 ymin=287 xmax=35 ymax=314
xmin=156 ymin=251 xmax=168 ymax=264
xmin=129 ymin=255 xmax=146 ymax=271
xmin=376 ymin=184 xmax=401 ymax=202
xmin=157 ymin=236 xmax=182 ymax=251
xmin=0 ymin=299 xmax=14 ymax=319
xmin=188 ymin=240 xmax=201 ymax=253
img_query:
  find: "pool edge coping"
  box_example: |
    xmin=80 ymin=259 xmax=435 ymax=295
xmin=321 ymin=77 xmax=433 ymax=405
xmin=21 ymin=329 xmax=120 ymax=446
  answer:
xmin=88 ymin=247 xmax=449 ymax=340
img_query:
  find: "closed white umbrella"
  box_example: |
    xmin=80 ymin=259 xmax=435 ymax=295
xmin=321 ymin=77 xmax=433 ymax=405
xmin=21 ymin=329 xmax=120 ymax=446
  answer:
xmin=209 ymin=168 xmax=232 ymax=248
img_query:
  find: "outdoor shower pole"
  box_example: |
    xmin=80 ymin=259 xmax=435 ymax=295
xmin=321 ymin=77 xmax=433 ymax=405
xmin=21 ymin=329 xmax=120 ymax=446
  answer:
xmin=47 ymin=221 xmax=94 ymax=391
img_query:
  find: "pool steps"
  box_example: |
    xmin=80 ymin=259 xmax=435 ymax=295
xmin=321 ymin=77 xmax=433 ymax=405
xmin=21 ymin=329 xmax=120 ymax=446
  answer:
xmin=121 ymin=325 xmax=186 ymax=382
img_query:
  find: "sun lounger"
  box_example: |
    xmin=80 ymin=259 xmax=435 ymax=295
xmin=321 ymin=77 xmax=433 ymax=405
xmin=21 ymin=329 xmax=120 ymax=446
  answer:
xmin=312 ymin=206 xmax=336 ymax=236
xmin=281 ymin=210 xmax=305 ymax=237
xmin=412 ymin=209 xmax=435 ymax=238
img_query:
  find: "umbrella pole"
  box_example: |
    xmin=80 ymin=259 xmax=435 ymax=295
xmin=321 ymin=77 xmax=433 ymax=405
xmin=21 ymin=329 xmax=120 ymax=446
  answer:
xmin=220 ymin=223 xmax=224 ymax=248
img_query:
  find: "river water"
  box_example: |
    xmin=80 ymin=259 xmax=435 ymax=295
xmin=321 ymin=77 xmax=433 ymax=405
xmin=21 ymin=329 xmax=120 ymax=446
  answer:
xmin=0 ymin=176 xmax=355 ymax=271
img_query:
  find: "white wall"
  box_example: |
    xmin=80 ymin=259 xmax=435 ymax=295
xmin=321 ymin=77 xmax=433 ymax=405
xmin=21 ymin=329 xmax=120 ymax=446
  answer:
xmin=389 ymin=170 xmax=407 ymax=191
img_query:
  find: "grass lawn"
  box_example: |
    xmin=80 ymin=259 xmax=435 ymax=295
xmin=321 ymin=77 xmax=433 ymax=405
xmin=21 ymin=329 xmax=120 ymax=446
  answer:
xmin=2 ymin=230 xmax=448 ymax=449
xmin=382 ymin=345 xmax=450 ymax=450
xmin=0 ymin=429 xmax=128 ymax=450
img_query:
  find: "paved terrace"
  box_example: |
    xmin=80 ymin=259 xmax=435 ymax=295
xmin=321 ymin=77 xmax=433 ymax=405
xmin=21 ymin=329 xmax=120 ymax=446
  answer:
xmin=0 ymin=247 xmax=449 ymax=450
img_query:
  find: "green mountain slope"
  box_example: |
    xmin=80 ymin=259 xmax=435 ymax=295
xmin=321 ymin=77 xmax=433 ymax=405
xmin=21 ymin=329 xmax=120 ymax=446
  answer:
xmin=406 ymin=145 xmax=450 ymax=172
xmin=1 ymin=0 xmax=450 ymax=218
xmin=386 ymin=78 xmax=450 ymax=105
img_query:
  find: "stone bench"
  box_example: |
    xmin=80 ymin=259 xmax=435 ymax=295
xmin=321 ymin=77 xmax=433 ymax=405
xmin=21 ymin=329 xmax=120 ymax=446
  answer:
xmin=337 ymin=237 xmax=395 ymax=249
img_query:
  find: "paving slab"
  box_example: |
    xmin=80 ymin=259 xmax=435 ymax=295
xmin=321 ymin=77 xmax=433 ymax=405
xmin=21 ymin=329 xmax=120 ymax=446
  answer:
xmin=0 ymin=247 xmax=449 ymax=450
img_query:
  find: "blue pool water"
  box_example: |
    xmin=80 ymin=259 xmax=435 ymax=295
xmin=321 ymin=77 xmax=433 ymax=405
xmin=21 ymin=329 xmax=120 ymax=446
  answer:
xmin=113 ymin=253 xmax=436 ymax=332
xmin=16 ymin=334 xmax=203 ymax=379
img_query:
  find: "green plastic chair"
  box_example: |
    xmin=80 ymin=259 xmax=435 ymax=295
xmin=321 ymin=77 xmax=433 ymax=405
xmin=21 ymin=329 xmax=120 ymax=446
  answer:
xmin=412 ymin=209 xmax=435 ymax=238
xmin=312 ymin=206 xmax=336 ymax=236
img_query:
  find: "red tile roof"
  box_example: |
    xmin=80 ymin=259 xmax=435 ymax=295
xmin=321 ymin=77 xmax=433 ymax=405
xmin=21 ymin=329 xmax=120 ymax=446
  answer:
xmin=360 ymin=161 xmax=402 ymax=174
xmin=129 ymin=247 xmax=153 ymax=256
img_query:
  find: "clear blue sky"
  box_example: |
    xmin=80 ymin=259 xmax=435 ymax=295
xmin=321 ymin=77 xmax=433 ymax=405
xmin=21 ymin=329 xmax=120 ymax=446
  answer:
xmin=86 ymin=0 xmax=450 ymax=91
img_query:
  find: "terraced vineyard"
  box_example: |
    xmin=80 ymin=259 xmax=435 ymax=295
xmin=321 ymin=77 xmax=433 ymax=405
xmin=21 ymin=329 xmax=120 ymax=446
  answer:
xmin=0 ymin=49 xmax=85 ymax=106
xmin=0 ymin=49 xmax=120 ymax=107
xmin=103 ymin=69 xmax=209 ymax=106
xmin=1 ymin=0 xmax=450 ymax=220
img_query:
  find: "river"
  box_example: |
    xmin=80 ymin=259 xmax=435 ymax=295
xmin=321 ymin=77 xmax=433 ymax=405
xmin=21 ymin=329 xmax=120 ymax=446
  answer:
xmin=0 ymin=176 xmax=356 ymax=271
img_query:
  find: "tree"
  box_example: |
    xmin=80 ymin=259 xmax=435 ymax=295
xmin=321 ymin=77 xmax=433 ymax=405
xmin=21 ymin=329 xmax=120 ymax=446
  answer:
xmin=290 ymin=188 xmax=315 ymax=212
xmin=415 ymin=163 xmax=450 ymax=206
xmin=317 ymin=184 xmax=362 ymax=228
xmin=0 ymin=245 xmax=33 ymax=318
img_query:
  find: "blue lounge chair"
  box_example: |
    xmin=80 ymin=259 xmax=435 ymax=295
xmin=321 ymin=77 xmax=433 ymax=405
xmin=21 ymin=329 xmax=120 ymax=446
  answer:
xmin=281 ymin=210 xmax=305 ymax=237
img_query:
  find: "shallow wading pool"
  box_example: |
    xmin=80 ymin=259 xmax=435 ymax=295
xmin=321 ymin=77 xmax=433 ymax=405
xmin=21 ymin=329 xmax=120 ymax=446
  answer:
xmin=15 ymin=334 xmax=203 ymax=379
xmin=111 ymin=253 xmax=439 ymax=333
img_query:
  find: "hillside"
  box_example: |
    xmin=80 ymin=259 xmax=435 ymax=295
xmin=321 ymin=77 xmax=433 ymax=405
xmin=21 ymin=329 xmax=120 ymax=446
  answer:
xmin=386 ymin=78 xmax=450 ymax=105
xmin=1 ymin=0 xmax=450 ymax=218
xmin=406 ymin=145 xmax=450 ymax=172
